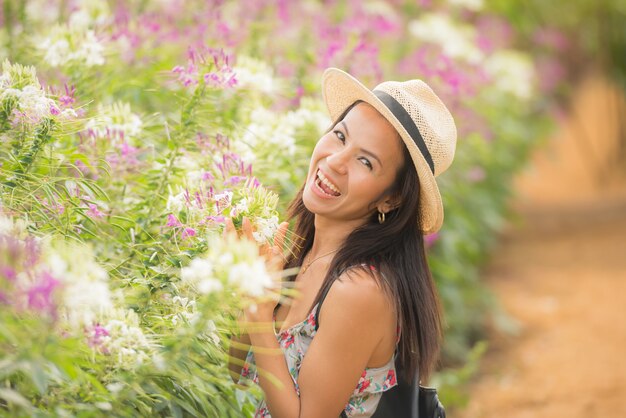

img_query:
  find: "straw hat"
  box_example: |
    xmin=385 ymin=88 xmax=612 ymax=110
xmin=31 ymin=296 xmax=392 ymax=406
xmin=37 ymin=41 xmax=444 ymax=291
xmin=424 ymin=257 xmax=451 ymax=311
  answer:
xmin=321 ymin=68 xmax=457 ymax=234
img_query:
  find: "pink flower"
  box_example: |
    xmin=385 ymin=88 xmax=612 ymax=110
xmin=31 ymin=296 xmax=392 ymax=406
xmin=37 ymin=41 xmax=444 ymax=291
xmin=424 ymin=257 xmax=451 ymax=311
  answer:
xmin=0 ymin=266 xmax=16 ymax=282
xmin=87 ymin=323 xmax=110 ymax=352
xmin=207 ymin=215 xmax=226 ymax=223
xmin=167 ymin=214 xmax=182 ymax=227
xmin=59 ymin=84 xmax=76 ymax=107
xmin=86 ymin=204 xmax=105 ymax=219
xmin=425 ymin=233 xmax=439 ymax=248
xmin=467 ymin=166 xmax=486 ymax=182
xmin=41 ymin=197 xmax=65 ymax=215
xmin=26 ymin=271 xmax=60 ymax=315
xmin=181 ymin=228 xmax=196 ymax=239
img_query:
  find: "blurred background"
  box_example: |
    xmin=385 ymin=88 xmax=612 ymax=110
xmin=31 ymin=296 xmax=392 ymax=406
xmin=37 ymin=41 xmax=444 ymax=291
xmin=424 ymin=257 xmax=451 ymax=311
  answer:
xmin=1 ymin=0 xmax=625 ymax=416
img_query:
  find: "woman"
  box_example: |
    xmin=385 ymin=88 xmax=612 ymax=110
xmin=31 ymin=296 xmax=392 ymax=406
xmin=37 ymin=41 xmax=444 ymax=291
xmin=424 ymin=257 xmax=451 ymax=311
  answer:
xmin=229 ymin=68 xmax=457 ymax=418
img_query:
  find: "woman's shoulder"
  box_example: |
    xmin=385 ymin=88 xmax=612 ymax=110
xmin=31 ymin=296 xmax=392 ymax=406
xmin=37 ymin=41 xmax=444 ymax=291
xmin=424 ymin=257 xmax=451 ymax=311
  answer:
xmin=320 ymin=265 xmax=394 ymax=326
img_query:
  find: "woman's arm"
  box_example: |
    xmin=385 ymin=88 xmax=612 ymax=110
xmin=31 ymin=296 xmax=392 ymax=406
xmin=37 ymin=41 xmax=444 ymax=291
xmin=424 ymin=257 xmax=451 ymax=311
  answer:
xmin=248 ymin=319 xmax=302 ymax=417
xmin=251 ymin=268 xmax=394 ymax=418
xmin=228 ymin=326 xmax=251 ymax=383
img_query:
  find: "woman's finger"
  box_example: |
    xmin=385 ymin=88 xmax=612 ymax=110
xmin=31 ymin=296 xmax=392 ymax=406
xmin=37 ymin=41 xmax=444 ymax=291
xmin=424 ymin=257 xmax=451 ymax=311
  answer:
xmin=223 ymin=218 xmax=236 ymax=237
xmin=242 ymin=216 xmax=254 ymax=241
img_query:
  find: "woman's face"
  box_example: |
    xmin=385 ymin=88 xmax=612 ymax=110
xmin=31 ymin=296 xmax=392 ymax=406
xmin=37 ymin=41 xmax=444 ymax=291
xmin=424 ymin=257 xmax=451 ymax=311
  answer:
xmin=302 ymin=102 xmax=405 ymax=223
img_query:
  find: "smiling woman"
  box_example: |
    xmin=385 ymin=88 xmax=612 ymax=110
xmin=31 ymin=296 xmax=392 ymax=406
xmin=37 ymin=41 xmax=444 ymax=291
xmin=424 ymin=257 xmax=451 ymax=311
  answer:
xmin=230 ymin=68 xmax=457 ymax=418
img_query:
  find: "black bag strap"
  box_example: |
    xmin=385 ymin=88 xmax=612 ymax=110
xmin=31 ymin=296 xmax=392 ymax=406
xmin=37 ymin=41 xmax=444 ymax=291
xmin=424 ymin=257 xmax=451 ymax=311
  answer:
xmin=313 ymin=281 xmax=333 ymax=332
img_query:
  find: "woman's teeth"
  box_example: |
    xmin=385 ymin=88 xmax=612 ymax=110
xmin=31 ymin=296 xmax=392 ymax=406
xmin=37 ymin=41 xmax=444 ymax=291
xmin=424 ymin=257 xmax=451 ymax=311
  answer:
xmin=316 ymin=170 xmax=341 ymax=196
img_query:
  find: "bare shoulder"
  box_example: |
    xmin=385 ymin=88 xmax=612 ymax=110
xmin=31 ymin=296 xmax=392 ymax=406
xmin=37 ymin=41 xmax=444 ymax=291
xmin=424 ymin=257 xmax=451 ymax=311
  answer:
xmin=319 ymin=266 xmax=394 ymax=330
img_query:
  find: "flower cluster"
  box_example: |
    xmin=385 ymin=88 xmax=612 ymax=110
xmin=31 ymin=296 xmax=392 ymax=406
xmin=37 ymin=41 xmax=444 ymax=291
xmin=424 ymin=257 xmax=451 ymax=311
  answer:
xmin=161 ymin=130 xmax=282 ymax=246
xmin=0 ymin=213 xmax=111 ymax=326
xmin=172 ymin=47 xmax=237 ymax=88
xmin=86 ymin=309 xmax=155 ymax=369
xmin=39 ymin=25 xmax=106 ymax=68
xmin=180 ymin=233 xmax=275 ymax=298
xmin=237 ymin=100 xmax=329 ymax=160
xmin=0 ymin=212 xmax=154 ymax=369
xmin=0 ymin=60 xmax=76 ymax=127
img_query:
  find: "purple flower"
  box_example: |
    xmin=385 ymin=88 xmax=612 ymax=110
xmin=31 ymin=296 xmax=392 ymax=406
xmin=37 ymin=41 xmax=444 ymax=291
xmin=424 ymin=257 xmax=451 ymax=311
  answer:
xmin=87 ymin=323 xmax=110 ymax=352
xmin=425 ymin=233 xmax=439 ymax=248
xmin=173 ymin=46 xmax=238 ymax=89
xmin=181 ymin=228 xmax=196 ymax=239
xmin=86 ymin=203 xmax=105 ymax=219
xmin=26 ymin=271 xmax=60 ymax=315
xmin=167 ymin=214 xmax=182 ymax=227
xmin=0 ymin=266 xmax=16 ymax=282
xmin=467 ymin=167 xmax=486 ymax=182
xmin=207 ymin=216 xmax=226 ymax=223
xmin=224 ymin=175 xmax=246 ymax=186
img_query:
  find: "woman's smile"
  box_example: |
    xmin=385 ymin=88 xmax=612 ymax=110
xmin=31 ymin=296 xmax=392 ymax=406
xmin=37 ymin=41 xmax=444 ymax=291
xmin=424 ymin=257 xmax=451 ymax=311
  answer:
xmin=314 ymin=168 xmax=342 ymax=198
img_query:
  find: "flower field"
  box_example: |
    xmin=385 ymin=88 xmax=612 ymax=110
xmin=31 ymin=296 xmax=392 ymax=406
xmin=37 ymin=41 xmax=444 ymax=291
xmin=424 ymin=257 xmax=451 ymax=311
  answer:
xmin=0 ymin=0 xmax=573 ymax=416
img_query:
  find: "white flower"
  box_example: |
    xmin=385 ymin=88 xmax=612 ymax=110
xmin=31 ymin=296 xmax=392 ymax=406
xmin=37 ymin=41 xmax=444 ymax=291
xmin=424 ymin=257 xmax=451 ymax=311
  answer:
xmin=228 ymin=259 xmax=273 ymax=297
xmin=44 ymin=243 xmax=113 ymax=329
xmin=62 ymin=280 xmax=112 ymax=327
xmin=242 ymin=107 xmax=296 ymax=156
xmin=42 ymin=38 xmax=72 ymax=67
xmin=252 ymin=216 xmax=279 ymax=244
xmin=205 ymin=320 xmax=220 ymax=345
xmin=236 ymin=98 xmax=328 ymax=161
xmin=218 ymin=252 xmax=234 ymax=266
xmin=84 ymin=102 xmax=142 ymax=140
xmin=234 ymin=197 xmax=249 ymax=215
xmin=233 ymin=56 xmax=281 ymax=95
xmin=197 ymin=278 xmax=223 ymax=294
xmin=175 ymin=155 xmax=200 ymax=172
xmin=214 ymin=191 xmax=233 ymax=208
xmin=181 ymin=258 xmax=213 ymax=282
xmin=68 ymin=0 xmax=110 ymax=30
xmin=409 ymin=13 xmax=484 ymax=64
xmin=81 ymin=30 xmax=106 ymax=67
xmin=363 ymin=1 xmax=398 ymax=19
xmin=39 ymin=25 xmax=106 ymax=68
xmin=181 ymin=258 xmax=223 ymax=295
xmin=171 ymin=295 xmax=200 ymax=325
xmin=0 ymin=213 xmax=28 ymax=235
xmin=25 ymin=0 xmax=60 ymax=23
xmin=101 ymin=310 xmax=154 ymax=368
xmin=166 ymin=189 xmax=187 ymax=213
xmin=1 ymin=85 xmax=56 ymax=124
xmin=484 ymin=50 xmax=535 ymax=100
xmin=446 ymin=0 xmax=484 ymax=11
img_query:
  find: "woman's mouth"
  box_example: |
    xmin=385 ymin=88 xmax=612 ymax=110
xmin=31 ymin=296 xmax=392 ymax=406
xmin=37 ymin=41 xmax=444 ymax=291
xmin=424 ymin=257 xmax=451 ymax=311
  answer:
xmin=315 ymin=169 xmax=341 ymax=197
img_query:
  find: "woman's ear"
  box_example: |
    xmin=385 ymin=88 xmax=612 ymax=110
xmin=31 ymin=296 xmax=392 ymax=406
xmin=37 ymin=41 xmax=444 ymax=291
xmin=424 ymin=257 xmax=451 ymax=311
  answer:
xmin=377 ymin=194 xmax=401 ymax=214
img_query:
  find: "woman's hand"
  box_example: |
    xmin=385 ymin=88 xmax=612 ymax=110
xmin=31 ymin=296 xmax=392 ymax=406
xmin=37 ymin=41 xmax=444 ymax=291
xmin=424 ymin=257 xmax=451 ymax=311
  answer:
xmin=224 ymin=217 xmax=289 ymax=328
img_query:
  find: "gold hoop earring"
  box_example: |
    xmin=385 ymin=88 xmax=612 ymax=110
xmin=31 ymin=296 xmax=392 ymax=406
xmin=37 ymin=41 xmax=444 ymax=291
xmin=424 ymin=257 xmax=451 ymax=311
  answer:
xmin=378 ymin=211 xmax=386 ymax=224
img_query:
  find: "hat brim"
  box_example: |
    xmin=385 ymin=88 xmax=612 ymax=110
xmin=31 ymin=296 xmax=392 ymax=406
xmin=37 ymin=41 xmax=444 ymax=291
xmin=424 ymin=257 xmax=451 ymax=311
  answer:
xmin=321 ymin=68 xmax=443 ymax=234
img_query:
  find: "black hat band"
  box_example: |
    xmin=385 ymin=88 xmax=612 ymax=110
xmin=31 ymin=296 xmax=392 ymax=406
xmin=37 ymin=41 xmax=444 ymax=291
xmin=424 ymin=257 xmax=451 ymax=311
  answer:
xmin=373 ymin=90 xmax=435 ymax=174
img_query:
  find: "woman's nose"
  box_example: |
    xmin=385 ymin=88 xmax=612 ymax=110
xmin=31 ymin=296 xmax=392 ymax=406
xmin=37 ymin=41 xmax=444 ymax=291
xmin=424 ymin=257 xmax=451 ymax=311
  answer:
xmin=326 ymin=148 xmax=349 ymax=175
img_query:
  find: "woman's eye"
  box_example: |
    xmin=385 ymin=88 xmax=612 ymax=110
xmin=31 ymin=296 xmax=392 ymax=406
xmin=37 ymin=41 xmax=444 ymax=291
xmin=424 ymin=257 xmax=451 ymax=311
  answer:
xmin=334 ymin=130 xmax=345 ymax=143
xmin=359 ymin=157 xmax=373 ymax=170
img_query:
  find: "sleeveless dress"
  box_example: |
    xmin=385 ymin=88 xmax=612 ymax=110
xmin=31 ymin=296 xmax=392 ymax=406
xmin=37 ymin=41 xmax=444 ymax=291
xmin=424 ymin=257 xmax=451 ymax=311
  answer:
xmin=239 ymin=300 xmax=399 ymax=417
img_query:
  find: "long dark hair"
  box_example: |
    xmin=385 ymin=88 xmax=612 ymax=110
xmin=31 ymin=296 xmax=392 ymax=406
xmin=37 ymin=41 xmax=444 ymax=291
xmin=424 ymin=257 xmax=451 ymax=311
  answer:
xmin=283 ymin=102 xmax=444 ymax=382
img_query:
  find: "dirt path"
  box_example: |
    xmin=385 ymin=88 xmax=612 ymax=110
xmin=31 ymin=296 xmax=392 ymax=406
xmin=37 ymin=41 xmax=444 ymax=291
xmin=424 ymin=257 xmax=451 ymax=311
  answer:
xmin=457 ymin=75 xmax=626 ymax=418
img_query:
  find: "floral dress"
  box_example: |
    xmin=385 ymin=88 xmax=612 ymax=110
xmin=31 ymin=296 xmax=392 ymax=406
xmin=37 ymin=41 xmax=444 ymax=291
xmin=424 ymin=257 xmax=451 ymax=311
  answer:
xmin=239 ymin=302 xmax=398 ymax=418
